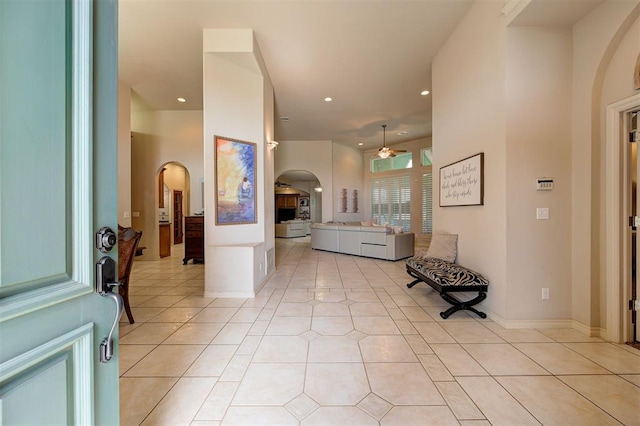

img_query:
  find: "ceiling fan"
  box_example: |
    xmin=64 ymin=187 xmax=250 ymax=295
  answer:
xmin=274 ymin=180 xmax=291 ymax=187
xmin=378 ymin=124 xmax=407 ymax=158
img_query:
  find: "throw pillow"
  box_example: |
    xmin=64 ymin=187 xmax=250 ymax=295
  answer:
xmin=392 ymin=226 xmax=404 ymax=234
xmin=424 ymin=233 xmax=458 ymax=263
xmin=361 ymin=220 xmax=373 ymax=227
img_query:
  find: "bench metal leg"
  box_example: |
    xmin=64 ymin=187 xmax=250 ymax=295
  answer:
xmin=405 ymin=265 xmax=488 ymax=319
xmin=406 ymin=269 xmax=425 ymax=289
xmin=439 ymin=291 xmax=487 ymax=319
xmin=407 ymin=278 xmax=421 ymax=289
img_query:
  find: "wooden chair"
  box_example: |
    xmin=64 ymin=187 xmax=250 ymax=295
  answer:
xmin=118 ymin=226 xmax=142 ymax=324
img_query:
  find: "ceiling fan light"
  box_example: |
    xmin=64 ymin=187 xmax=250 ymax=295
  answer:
xmin=378 ymin=124 xmax=391 ymax=158
xmin=378 ymin=147 xmax=391 ymax=159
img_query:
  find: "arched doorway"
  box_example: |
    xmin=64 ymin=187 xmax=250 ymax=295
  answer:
xmin=157 ymin=162 xmax=191 ymax=257
xmin=275 ymin=170 xmax=322 ymax=224
xmin=273 ymin=170 xmax=322 ymax=265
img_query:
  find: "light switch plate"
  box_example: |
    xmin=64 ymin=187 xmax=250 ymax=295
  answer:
xmin=536 ymin=208 xmax=549 ymax=220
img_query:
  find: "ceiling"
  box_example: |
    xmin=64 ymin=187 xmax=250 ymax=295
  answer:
xmin=118 ymin=0 xmax=474 ymax=150
xmin=118 ymin=0 xmax=603 ymax=151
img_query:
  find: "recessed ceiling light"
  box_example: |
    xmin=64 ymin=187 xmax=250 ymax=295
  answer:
xmin=324 ymin=97 xmax=332 ymax=102
xmin=177 ymin=97 xmax=186 ymax=103
xmin=397 ymin=131 xmax=409 ymax=136
xmin=280 ymin=116 xmax=290 ymax=121
xmin=358 ymin=142 xmax=364 ymax=146
xmin=420 ymin=90 xmax=430 ymax=96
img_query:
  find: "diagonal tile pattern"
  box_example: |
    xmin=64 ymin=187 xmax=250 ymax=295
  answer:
xmin=120 ymin=241 xmax=640 ymax=425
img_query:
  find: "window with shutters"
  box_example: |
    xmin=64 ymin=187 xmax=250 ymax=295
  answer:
xmin=371 ymin=174 xmax=411 ymax=231
xmin=422 ymin=173 xmax=433 ymax=233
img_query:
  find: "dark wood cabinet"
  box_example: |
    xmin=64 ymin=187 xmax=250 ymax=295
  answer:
xmin=276 ymin=194 xmax=298 ymax=208
xmin=159 ymin=223 xmax=171 ymax=258
xmin=183 ymin=216 xmax=204 ymax=264
xmin=276 ymin=194 xmax=298 ymax=223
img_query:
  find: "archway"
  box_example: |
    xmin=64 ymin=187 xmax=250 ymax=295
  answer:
xmin=275 ymin=170 xmax=323 ymax=224
xmin=157 ymin=162 xmax=191 ymax=258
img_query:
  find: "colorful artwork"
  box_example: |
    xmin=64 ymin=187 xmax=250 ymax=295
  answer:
xmin=215 ymin=136 xmax=257 ymax=225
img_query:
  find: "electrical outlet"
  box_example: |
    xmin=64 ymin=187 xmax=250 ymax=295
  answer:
xmin=542 ymin=288 xmax=549 ymax=300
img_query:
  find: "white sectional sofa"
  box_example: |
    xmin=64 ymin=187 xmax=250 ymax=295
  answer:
xmin=310 ymin=223 xmax=414 ymax=261
xmin=275 ymin=220 xmax=311 ymax=238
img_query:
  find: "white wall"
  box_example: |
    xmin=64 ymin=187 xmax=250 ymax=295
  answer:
xmin=203 ymin=55 xmax=264 ymax=244
xmin=432 ymin=0 xmax=508 ymax=320
xmin=203 ymin=29 xmax=274 ymax=297
xmin=117 ymin=82 xmax=132 ymax=227
xmin=275 ymin=140 xmax=334 ymax=222
xmin=505 ymin=26 xmax=573 ymax=321
xmin=572 ymin=0 xmax=640 ymax=329
xmin=333 ymin=144 xmax=364 ymax=223
xmin=433 ymin=0 xmax=640 ymax=333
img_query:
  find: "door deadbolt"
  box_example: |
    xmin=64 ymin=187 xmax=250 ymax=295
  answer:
xmin=96 ymin=227 xmax=117 ymax=253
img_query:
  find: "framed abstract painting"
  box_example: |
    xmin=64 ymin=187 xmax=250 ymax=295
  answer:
xmin=214 ymin=136 xmax=257 ymax=225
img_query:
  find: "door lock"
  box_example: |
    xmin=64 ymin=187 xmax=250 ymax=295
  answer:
xmin=96 ymin=226 xmax=117 ymax=253
xmin=96 ymin=256 xmax=124 ymax=363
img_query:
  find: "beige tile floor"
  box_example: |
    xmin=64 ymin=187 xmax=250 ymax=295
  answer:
xmin=119 ymin=239 xmax=640 ymax=426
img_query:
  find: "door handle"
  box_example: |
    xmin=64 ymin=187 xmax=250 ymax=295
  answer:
xmin=96 ymin=256 xmax=124 ymax=363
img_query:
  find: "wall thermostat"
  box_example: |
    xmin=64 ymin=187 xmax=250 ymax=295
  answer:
xmin=536 ymin=178 xmax=554 ymax=191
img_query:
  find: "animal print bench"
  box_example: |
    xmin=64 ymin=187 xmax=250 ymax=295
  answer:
xmin=405 ymin=257 xmax=489 ymax=319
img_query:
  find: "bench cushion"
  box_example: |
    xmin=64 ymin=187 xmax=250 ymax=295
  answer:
xmin=406 ymin=257 xmax=489 ymax=288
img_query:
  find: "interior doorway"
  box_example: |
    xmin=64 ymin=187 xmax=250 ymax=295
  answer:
xmin=174 ymin=190 xmax=184 ymax=244
xmin=157 ymin=162 xmax=191 ymax=256
xmin=629 ymin=109 xmax=639 ymax=344
xmin=606 ymin=93 xmax=640 ymax=344
xmin=275 ymin=170 xmax=323 ymax=224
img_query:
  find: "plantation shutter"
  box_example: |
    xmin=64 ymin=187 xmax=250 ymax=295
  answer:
xmin=371 ymin=174 xmax=411 ymax=231
xmin=422 ymin=173 xmax=433 ymax=233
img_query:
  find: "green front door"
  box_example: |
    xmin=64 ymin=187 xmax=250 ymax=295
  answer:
xmin=0 ymin=0 xmax=119 ymax=424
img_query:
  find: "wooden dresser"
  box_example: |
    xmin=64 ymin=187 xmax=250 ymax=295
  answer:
xmin=183 ymin=216 xmax=204 ymax=264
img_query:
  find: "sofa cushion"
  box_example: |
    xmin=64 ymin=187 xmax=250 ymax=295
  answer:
xmin=392 ymin=226 xmax=404 ymax=234
xmin=423 ymin=233 xmax=457 ymax=263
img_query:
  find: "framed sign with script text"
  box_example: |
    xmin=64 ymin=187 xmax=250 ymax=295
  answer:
xmin=439 ymin=153 xmax=484 ymax=207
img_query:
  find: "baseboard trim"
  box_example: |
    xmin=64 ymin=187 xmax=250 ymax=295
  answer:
xmin=254 ymin=269 xmax=274 ymax=296
xmin=483 ymin=308 xmax=600 ymax=335
xmin=204 ymin=291 xmax=257 ymax=298
xmin=493 ymin=317 xmax=574 ymax=330
xmin=572 ymin=322 xmax=605 ymax=338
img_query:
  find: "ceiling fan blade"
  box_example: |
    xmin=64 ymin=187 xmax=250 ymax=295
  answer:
xmin=391 ymin=149 xmax=407 ymax=153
